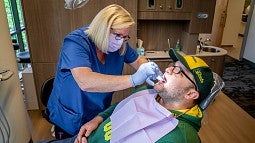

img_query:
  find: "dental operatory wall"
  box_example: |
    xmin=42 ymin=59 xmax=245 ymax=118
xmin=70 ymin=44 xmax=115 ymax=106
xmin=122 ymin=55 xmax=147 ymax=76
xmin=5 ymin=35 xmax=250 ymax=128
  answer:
xmin=0 ymin=1 xmax=31 ymax=142
xmin=221 ymin=0 xmax=245 ymax=46
xmin=243 ymin=2 xmax=255 ymax=63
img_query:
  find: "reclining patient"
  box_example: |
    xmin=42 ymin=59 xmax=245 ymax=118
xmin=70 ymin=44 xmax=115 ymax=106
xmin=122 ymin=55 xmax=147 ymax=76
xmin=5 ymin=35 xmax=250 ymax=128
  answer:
xmin=40 ymin=48 xmax=215 ymax=143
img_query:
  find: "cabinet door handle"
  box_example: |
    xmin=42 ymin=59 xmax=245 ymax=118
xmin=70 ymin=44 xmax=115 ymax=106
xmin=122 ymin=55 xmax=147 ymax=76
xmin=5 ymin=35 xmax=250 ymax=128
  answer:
xmin=159 ymin=5 xmax=163 ymax=9
xmin=211 ymin=59 xmax=215 ymax=62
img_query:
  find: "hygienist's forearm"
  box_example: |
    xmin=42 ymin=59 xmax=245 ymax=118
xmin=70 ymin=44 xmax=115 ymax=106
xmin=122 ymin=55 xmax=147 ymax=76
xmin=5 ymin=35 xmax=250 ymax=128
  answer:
xmin=72 ymin=67 xmax=133 ymax=92
xmin=81 ymin=74 xmax=133 ymax=92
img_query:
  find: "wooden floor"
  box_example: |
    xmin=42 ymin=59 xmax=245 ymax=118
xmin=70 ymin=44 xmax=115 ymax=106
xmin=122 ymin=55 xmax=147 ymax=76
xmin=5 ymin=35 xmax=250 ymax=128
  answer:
xmin=198 ymin=92 xmax=255 ymax=143
xmin=28 ymin=92 xmax=255 ymax=143
xmin=28 ymin=110 xmax=54 ymax=142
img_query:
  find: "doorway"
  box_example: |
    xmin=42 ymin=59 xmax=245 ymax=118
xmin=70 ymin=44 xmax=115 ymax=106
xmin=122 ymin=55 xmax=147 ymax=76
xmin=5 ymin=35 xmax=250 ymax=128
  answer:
xmin=199 ymin=0 xmax=251 ymax=60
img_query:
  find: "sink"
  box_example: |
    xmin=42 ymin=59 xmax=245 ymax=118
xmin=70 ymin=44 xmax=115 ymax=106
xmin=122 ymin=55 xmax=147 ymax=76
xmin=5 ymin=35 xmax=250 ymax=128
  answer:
xmin=195 ymin=45 xmax=227 ymax=56
xmin=202 ymin=46 xmax=220 ymax=53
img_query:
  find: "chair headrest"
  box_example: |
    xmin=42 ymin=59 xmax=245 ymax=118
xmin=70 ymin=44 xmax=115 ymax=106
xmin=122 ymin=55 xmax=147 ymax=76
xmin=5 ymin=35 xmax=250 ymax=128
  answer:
xmin=199 ymin=72 xmax=225 ymax=111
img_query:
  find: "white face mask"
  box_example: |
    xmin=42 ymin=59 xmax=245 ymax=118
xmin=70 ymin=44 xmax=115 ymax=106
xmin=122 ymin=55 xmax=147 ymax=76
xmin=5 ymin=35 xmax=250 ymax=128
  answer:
xmin=108 ymin=33 xmax=124 ymax=52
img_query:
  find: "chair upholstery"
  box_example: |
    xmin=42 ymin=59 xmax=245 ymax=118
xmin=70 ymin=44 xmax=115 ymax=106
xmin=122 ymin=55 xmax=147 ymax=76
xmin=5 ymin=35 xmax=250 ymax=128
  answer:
xmin=40 ymin=77 xmax=55 ymax=106
xmin=199 ymin=72 xmax=225 ymax=110
xmin=40 ymin=77 xmax=54 ymax=122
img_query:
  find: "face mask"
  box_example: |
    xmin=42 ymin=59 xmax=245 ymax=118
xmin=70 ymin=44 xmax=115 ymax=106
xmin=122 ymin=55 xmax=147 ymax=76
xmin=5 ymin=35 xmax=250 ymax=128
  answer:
xmin=108 ymin=33 xmax=124 ymax=52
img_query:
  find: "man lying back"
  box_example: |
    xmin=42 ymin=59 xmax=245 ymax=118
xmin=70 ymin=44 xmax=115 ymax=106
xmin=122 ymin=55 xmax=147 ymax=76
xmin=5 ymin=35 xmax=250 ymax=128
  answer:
xmin=39 ymin=48 xmax=214 ymax=143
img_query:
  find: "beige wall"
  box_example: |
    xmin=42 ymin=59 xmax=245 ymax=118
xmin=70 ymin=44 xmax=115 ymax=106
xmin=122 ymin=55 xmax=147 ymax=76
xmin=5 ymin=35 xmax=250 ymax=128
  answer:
xmin=0 ymin=0 xmax=31 ymax=142
xmin=199 ymin=0 xmax=246 ymax=47
xmin=199 ymin=0 xmax=228 ymax=46
xmin=221 ymin=0 xmax=245 ymax=46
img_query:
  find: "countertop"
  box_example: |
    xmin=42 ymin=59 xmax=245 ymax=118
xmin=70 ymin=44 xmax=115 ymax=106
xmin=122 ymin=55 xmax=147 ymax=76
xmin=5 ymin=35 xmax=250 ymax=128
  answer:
xmin=143 ymin=46 xmax=227 ymax=59
xmin=144 ymin=50 xmax=170 ymax=59
xmin=193 ymin=46 xmax=227 ymax=57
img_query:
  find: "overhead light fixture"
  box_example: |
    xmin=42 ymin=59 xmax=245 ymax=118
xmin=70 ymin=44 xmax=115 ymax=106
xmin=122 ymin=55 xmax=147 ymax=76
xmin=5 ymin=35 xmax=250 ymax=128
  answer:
xmin=64 ymin=0 xmax=90 ymax=9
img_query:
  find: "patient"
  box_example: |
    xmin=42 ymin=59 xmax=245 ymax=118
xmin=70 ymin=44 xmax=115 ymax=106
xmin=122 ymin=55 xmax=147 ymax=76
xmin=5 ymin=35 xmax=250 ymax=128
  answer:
xmin=39 ymin=48 xmax=214 ymax=143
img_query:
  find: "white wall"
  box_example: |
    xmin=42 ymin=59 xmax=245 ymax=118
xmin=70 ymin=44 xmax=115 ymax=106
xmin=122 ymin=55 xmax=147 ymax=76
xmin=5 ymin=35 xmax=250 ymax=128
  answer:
xmin=0 ymin=0 xmax=31 ymax=142
xmin=243 ymin=3 xmax=255 ymax=63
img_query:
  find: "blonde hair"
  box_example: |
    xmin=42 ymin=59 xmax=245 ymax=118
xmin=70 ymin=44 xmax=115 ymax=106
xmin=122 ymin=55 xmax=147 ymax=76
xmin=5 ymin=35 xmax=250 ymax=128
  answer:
xmin=85 ymin=4 xmax=135 ymax=54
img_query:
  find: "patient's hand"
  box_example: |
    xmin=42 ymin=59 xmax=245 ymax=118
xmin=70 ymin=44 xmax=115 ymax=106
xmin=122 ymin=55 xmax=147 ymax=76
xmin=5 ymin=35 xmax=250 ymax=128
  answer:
xmin=74 ymin=136 xmax=87 ymax=143
xmin=75 ymin=116 xmax=103 ymax=143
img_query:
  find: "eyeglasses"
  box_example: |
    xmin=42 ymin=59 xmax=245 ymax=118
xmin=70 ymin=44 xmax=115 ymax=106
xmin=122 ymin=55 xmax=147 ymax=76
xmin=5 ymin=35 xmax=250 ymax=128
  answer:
xmin=170 ymin=65 xmax=198 ymax=91
xmin=113 ymin=33 xmax=130 ymax=41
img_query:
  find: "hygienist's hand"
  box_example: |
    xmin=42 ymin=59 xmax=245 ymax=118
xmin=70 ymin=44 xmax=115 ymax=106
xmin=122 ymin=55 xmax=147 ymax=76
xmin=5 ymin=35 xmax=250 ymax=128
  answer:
xmin=75 ymin=116 xmax=103 ymax=143
xmin=146 ymin=66 xmax=163 ymax=86
xmin=130 ymin=62 xmax=158 ymax=86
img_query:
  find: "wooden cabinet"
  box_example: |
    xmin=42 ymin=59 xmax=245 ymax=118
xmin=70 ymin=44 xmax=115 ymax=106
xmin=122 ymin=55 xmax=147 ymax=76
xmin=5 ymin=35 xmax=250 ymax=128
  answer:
xmin=187 ymin=0 xmax=216 ymax=33
xmin=138 ymin=0 xmax=192 ymax=12
xmin=138 ymin=0 xmax=167 ymax=12
xmin=137 ymin=0 xmax=216 ymax=55
xmin=198 ymin=55 xmax=226 ymax=77
xmin=138 ymin=0 xmax=216 ymax=33
xmin=138 ymin=0 xmax=192 ymax=20
xmin=153 ymin=59 xmax=172 ymax=72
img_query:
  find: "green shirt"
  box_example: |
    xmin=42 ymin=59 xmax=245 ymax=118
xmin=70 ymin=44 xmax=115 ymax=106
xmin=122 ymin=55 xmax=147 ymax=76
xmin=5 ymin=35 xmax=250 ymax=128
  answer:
xmin=87 ymin=104 xmax=202 ymax=143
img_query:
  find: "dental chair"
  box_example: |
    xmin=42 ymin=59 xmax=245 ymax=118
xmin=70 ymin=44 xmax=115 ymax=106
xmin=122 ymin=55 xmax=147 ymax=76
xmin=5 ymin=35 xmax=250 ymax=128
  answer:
xmin=40 ymin=76 xmax=73 ymax=139
xmin=38 ymin=72 xmax=224 ymax=142
xmin=199 ymin=72 xmax=225 ymax=111
xmin=133 ymin=72 xmax=225 ymax=111
xmin=40 ymin=76 xmax=54 ymax=122
xmin=40 ymin=72 xmax=224 ymax=120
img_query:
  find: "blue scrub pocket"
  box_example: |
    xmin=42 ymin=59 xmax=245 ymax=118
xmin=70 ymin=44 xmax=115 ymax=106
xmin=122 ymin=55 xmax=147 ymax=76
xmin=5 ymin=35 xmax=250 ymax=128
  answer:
xmin=50 ymin=99 xmax=82 ymax=135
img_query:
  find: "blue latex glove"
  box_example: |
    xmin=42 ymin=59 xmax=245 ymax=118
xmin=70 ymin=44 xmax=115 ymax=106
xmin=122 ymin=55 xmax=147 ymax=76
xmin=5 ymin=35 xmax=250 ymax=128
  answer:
xmin=146 ymin=67 xmax=164 ymax=86
xmin=130 ymin=62 xmax=159 ymax=86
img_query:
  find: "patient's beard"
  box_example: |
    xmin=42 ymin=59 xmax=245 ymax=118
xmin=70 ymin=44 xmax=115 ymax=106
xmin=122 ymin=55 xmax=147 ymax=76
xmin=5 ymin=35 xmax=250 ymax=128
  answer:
xmin=158 ymin=87 xmax=186 ymax=103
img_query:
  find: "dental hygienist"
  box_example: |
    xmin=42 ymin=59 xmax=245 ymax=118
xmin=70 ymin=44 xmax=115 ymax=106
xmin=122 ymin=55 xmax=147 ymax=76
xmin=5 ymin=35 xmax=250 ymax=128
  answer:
xmin=47 ymin=4 xmax=160 ymax=140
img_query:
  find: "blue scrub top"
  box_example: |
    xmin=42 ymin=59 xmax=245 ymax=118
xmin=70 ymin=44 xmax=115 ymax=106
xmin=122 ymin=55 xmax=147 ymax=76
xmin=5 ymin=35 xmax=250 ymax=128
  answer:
xmin=47 ymin=25 xmax=138 ymax=135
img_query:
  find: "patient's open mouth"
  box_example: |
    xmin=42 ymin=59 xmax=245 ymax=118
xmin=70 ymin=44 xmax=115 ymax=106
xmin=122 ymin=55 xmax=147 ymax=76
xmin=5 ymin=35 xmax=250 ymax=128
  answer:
xmin=162 ymin=75 xmax=167 ymax=83
xmin=157 ymin=76 xmax=166 ymax=84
